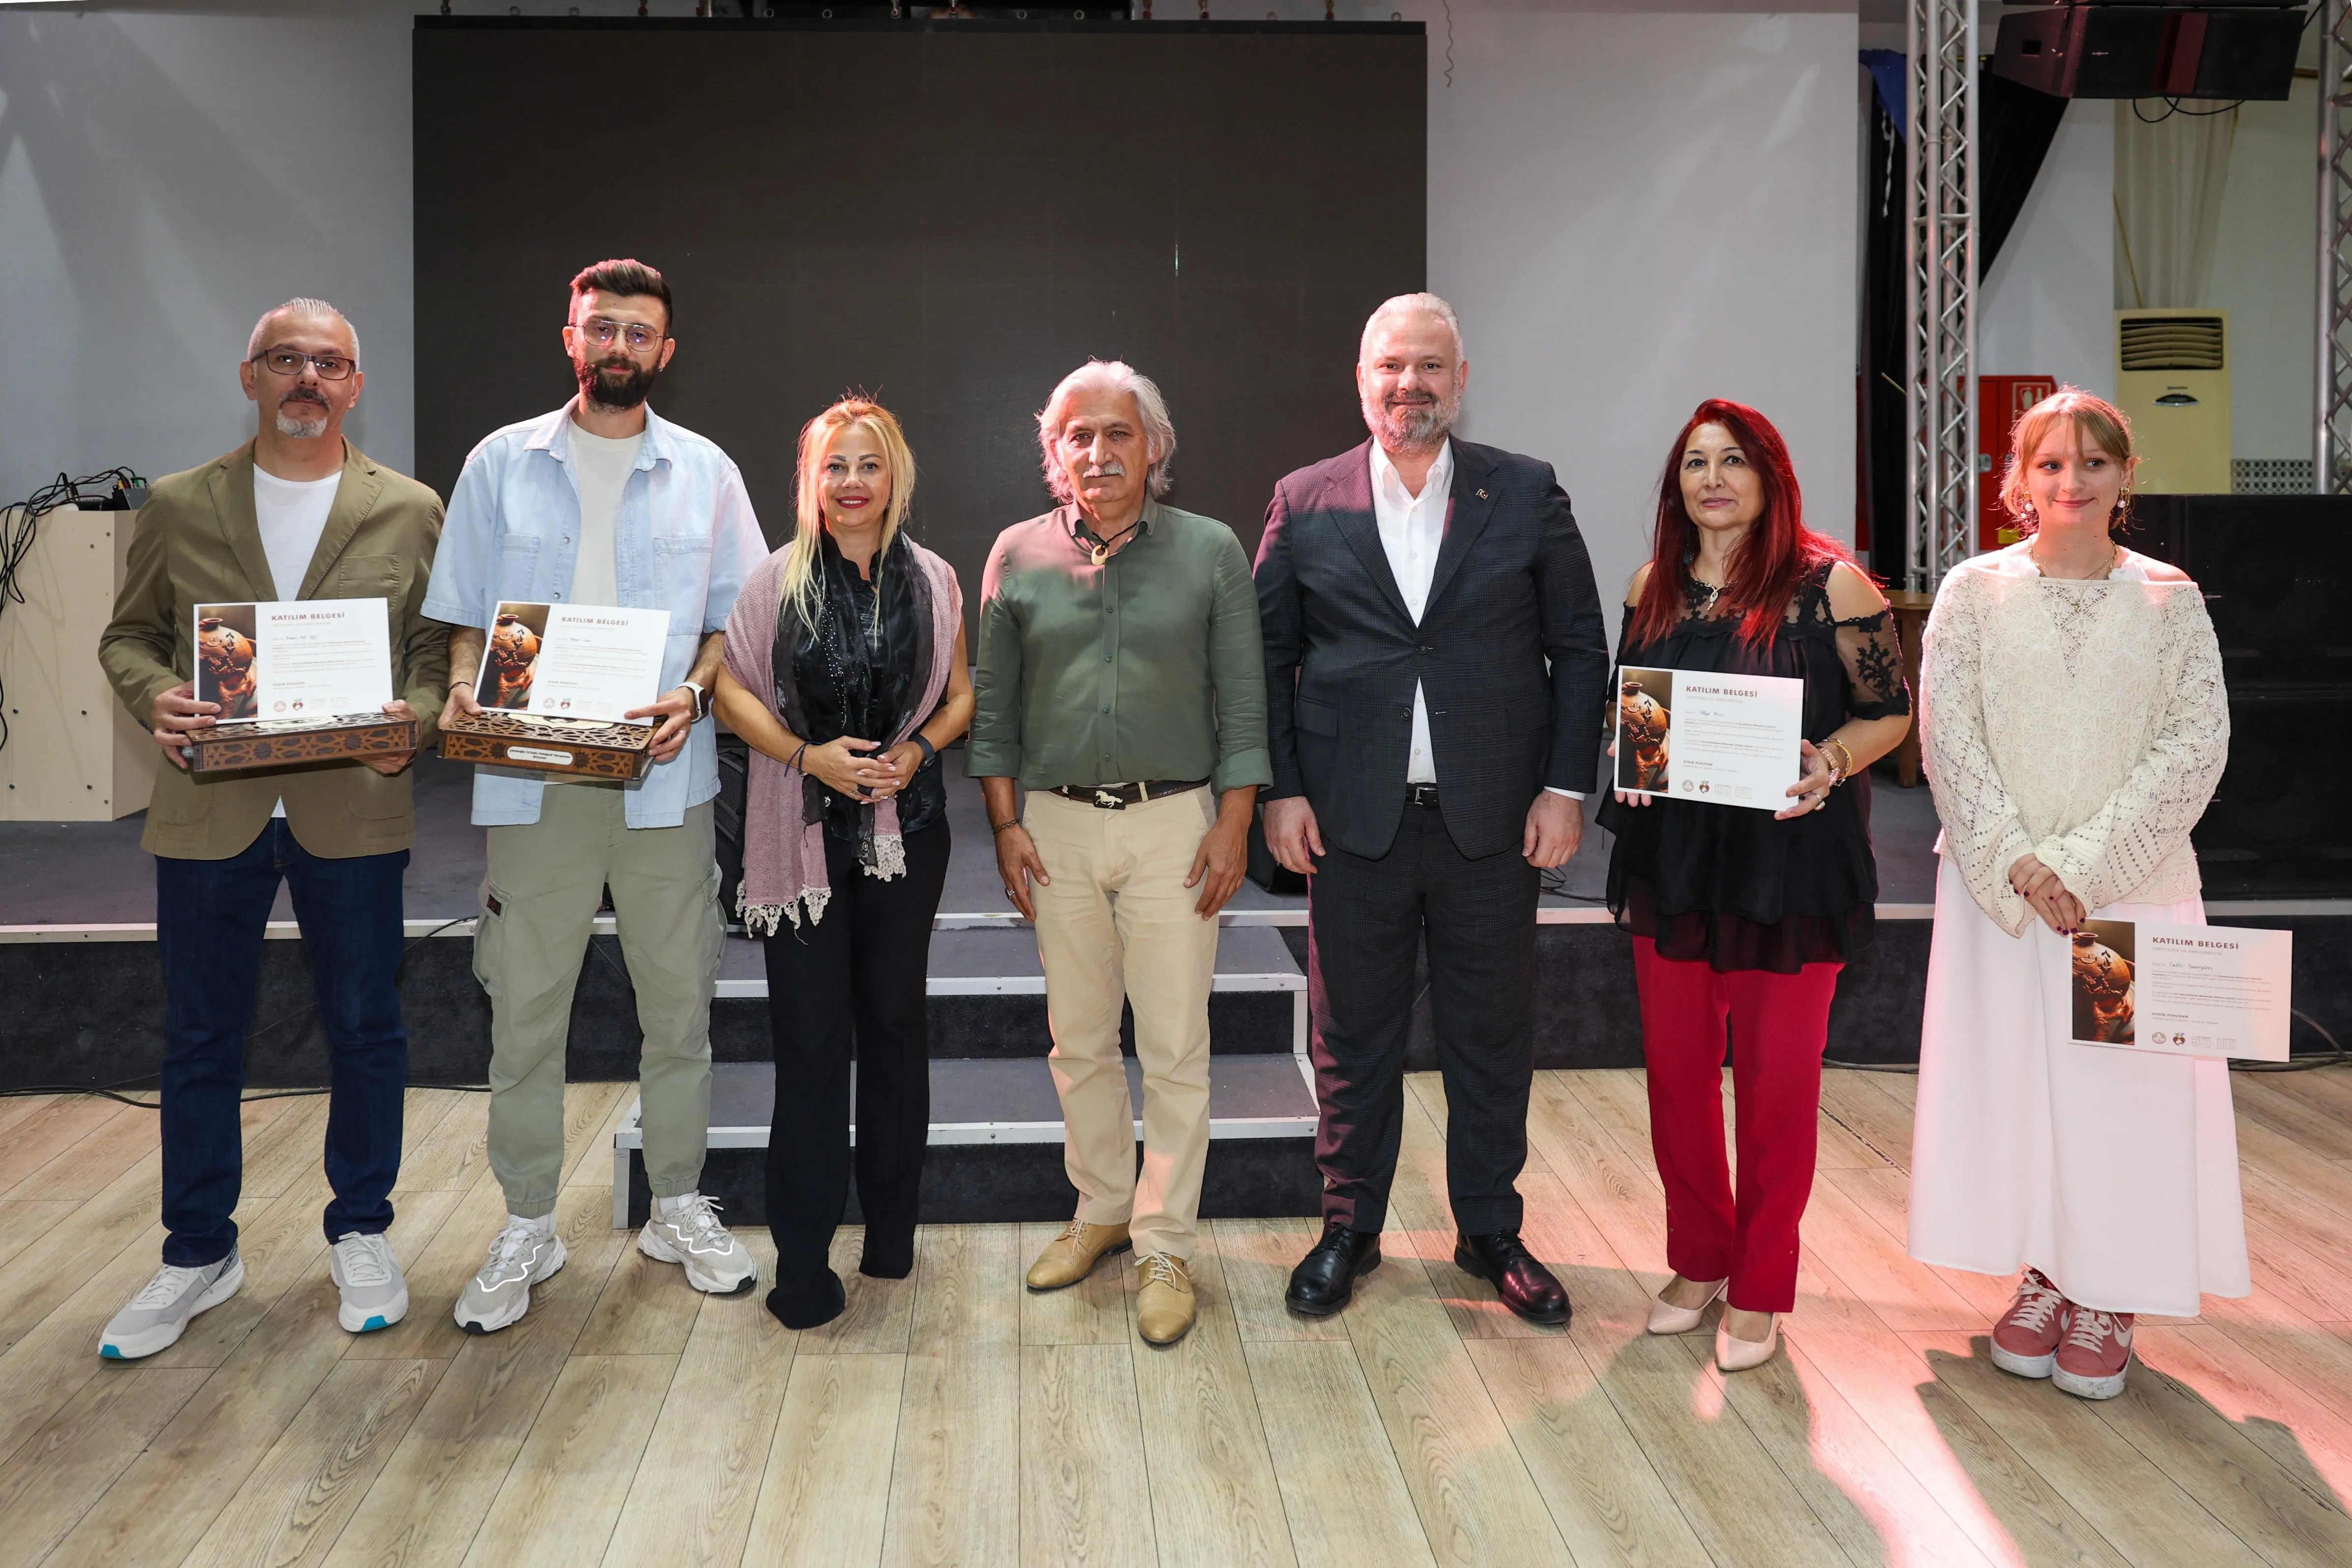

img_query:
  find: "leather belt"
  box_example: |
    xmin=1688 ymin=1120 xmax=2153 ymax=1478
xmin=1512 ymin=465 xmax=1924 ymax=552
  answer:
xmin=1048 ymin=778 xmax=1210 ymax=810
xmin=1404 ymin=783 xmax=1441 ymax=808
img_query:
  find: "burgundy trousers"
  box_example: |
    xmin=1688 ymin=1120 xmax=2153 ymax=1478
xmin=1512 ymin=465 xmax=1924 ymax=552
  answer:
xmin=1632 ymin=937 xmax=1842 ymax=1313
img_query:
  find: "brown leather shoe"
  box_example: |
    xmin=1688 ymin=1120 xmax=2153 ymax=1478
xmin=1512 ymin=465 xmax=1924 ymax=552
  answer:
xmin=1135 ymin=1253 xmax=1197 ymax=1345
xmin=1026 ymin=1220 xmax=1132 ymax=1290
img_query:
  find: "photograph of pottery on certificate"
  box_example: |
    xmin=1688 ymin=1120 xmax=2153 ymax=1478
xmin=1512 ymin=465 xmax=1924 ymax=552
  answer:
xmin=472 ymin=601 xmax=670 ymax=726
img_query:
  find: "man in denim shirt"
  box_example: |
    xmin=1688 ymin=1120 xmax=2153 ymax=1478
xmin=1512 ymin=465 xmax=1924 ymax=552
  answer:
xmin=422 ymin=260 xmax=768 ymax=1332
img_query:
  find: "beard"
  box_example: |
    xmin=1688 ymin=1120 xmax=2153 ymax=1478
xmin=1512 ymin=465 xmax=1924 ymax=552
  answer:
xmin=1361 ymin=386 xmax=1459 ymax=451
xmin=275 ymin=394 xmax=330 ymax=439
xmin=578 ymin=355 xmax=659 ymax=411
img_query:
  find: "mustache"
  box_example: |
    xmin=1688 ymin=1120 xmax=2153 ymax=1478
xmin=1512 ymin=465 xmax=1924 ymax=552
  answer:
xmin=281 ymin=388 xmax=328 ymax=406
xmin=1080 ymin=460 xmax=1128 ymax=478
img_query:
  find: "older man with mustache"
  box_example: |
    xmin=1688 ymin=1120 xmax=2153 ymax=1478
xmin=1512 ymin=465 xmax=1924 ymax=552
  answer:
xmin=1254 ymin=293 xmax=1611 ymax=1323
xmin=971 ymin=360 xmax=1270 ymax=1346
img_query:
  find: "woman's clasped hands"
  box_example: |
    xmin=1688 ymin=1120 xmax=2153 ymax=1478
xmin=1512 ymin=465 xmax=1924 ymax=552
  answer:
xmin=2008 ymin=852 xmax=2086 ymax=934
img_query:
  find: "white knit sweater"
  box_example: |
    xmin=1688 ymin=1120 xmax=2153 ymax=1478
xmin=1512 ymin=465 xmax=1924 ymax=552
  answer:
xmin=1918 ymin=544 xmax=2229 ymax=937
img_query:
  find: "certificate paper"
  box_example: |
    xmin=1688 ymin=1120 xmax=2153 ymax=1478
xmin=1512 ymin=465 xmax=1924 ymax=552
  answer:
xmin=474 ymin=602 xmax=670 ymax=726
xmin=1613 ymin=666 xmax=1805 ymax=811
xmin=193 ymin=600 xmax=392 ymax=723
xmin=2068 ymin=919 xmax=2293 ymax=1062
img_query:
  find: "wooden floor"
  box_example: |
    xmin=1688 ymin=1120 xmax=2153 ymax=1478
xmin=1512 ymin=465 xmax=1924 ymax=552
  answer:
xmin=1 ymin=1067 xmax=2351 ymax=1566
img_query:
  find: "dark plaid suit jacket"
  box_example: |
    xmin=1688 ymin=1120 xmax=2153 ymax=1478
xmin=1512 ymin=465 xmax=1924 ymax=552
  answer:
xmin=1253 ymin=437 xmax=1610 ymax=861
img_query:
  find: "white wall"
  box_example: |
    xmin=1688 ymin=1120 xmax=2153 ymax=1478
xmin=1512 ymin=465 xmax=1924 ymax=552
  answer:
xmin=0 ymin=5 xmax=417 ymax=499
xmin=1980 ymin=95 xmax=2116 ymax=401
xmin=2209 ymin=80 xmax=2319 ymax=465
xmin=1407 ymin=1 xmax=1860 ymax=625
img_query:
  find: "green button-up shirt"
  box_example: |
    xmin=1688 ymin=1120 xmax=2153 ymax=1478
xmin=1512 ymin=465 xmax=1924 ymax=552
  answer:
xmin=970 ymin=501 xmax=1272 ymax=794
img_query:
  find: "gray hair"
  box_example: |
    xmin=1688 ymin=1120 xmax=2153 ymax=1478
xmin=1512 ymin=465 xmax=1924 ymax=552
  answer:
xmin=1359 ymin=291 xmax=1464 ymax=364
xmin=1037 ymin=360 xmax=1176 ymax=502
xmin=246 ymin=298 xmax=361 ymax=367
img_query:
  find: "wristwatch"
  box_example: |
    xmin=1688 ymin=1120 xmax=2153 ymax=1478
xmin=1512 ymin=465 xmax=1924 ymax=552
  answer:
xmin=679 ymin=680 xmax=712 ymax=721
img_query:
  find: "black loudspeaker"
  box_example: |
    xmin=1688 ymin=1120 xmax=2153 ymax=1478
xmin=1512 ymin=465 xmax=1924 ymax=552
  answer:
xmin=2128 ymin=495 xmax=2352 ymax=897
xmin=1995 ymin=7 xmax=2163 ymax=98
xmin=1992 ymin=6 xmax=2303 ymax=102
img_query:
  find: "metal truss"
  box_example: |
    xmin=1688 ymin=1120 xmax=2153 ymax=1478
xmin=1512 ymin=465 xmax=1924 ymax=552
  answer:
xmin=1906 ymin=0 xmax=1976 ymax=589
xmin=2320 ymin=1 xmax=2352 ymax=492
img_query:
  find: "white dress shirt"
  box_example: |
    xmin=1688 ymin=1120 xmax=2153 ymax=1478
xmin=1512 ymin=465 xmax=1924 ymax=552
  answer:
xmin=1368 ymin=440 xmax=1579 ymax=799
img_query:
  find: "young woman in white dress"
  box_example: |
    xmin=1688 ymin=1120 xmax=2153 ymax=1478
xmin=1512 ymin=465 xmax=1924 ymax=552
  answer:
xmin=1907 ymin=389 xmax=2245 ymax=1401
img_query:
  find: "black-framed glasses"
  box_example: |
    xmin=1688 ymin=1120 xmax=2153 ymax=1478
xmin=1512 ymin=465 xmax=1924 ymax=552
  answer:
xmin=577 ymin=318 xmax=666 ymax=353
xmin=252 ymin=348 xmax=357 ymax=381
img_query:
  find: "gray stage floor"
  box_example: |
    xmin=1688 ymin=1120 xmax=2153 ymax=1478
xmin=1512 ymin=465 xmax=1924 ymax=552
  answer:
xmin=0 ymin=745 xmax=1946 ymax=927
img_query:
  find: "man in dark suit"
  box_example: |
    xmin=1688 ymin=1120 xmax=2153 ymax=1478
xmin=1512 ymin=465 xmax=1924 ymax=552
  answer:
xmin=1254 ymin=293 xmax=1610 ymax=1322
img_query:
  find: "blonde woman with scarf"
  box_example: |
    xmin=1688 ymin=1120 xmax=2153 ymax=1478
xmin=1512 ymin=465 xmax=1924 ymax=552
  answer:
xmin=715 ymin=398 xmax=972 ymax=1330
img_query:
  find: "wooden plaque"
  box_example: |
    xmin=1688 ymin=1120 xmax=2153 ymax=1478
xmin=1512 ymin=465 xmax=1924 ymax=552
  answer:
xmin=437 ymin=708 xmax=655 ymax=781
xmin=187 ymin=714 xmax=420 ymax=777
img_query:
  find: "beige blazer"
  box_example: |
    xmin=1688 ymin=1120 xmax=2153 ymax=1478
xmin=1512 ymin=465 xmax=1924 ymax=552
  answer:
xmin=100 ymin=441 xmax=449 ymax=860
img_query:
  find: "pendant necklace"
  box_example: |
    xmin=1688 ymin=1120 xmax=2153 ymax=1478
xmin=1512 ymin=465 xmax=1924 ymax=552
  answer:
xmin=1079 ymin=518 xmax=1141 ymax=567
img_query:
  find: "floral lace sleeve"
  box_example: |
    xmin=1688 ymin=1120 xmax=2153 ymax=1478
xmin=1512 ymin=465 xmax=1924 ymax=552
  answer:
xmin=1918 ymin=571 xmax=2039 ymax=935
xmin=1833 ymin=608 xmax=1912 ymax=721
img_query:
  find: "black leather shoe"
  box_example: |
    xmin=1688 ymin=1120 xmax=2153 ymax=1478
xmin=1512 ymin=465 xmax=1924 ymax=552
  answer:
xmin=1285 ymin=1223 xmax=1382 ymax=1317
xmin=1455 ymin=1231 xmax=1571 ymax=1326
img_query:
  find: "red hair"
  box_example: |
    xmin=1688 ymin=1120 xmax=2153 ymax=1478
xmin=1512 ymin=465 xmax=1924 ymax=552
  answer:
xmin=1626 ymin=398 xmax=1852 ymax=650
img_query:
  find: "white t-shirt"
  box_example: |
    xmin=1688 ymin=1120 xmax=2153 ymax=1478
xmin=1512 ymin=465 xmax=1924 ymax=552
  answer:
xmin=253 ymin=465 xmax=344 ymax=818
xmin=253 ymin=465 xmax=342 ymax=603
xmin=566 ymin=421 xmax=641 ymax=609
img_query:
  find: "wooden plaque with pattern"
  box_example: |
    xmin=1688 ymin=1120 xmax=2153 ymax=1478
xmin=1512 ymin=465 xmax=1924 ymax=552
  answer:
xmin=187 ymin=715 xmax=420 ymax=776
xmin=436 ymin=709 xmax=655 ymax=780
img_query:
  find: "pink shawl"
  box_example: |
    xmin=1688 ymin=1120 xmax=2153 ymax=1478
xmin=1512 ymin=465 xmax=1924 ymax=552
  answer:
xmin=723 ymin=536 xmax=961 ymax=933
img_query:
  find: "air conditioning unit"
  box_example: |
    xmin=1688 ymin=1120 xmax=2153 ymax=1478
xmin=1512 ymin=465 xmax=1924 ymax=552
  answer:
xmin=2116 ymin=310 xmax=2231 ymax=494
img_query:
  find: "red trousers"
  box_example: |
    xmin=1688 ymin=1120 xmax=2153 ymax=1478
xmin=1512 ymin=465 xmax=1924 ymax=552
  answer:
xmin=1632 ymin=937 xmax=1841 ymax=1313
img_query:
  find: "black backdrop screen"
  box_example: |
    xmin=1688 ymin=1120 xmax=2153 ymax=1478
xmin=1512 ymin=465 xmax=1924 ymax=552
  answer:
xmin=413 ymin=18 xmax=1425 ymax=614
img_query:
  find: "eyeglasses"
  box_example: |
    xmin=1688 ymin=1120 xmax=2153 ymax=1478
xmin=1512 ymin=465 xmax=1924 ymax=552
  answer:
xmin=252 ymin=348 xmax=356 ymax=381
xmin=577 ymin=318 xmax=667 ymax=353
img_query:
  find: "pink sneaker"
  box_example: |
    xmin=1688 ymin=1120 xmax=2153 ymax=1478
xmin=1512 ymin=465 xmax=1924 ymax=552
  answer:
xmin=1989 ymin=1269 xmax=2067 ymax=1379
xmin=2053 ymin=1306 xmax=2134 ymax=1399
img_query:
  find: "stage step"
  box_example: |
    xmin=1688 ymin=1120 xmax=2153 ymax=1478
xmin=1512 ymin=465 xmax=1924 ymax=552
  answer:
xmin=706 ymin=923 xmax=1308 ymax=1064
xmin=614 ymin=1057 xmax=1321 ymax=1227
xmin=717 ymin=921 xmax=1307 ymax=998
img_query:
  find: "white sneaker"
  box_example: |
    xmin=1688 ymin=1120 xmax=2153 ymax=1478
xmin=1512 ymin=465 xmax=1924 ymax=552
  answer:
xmin=330 ymin=1231 xmax=409 ymax=1333
xmin=454 ymin=1217 xmax=566 ymax=1335
xmin=101 ymin=1251 xmax=244 ymax=1361
xmin=639 ymin=1193 xmax=757 ymax=1294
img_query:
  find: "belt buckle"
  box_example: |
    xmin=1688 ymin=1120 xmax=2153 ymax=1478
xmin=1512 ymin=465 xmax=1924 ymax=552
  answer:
xmin=1093 ymin=787 xmax=1128 ymax=811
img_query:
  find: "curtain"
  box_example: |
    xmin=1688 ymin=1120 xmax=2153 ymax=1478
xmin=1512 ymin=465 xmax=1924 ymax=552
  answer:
xmin=1980 ymin=72 xmax=2072 ymax=283
xmin=2114 ymin=101 xmax=2238 ymax=309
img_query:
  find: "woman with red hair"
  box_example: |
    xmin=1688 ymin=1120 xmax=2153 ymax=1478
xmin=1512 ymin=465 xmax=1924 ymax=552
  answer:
xmin=1602 ymin=400 xmax=1912 ymax=1370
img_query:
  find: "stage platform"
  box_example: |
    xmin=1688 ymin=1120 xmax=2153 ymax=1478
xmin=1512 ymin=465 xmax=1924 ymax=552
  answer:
xmin=7 ymin=748 xmax=2348 ymax=1227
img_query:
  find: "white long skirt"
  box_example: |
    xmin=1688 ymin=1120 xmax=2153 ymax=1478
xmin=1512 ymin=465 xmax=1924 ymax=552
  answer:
xmin=1906 ymin=857 xmax=2250 ymax=1317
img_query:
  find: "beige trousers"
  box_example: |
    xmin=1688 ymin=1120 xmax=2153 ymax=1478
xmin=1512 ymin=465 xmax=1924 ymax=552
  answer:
xmin=475 ymin=784 xmax=723 ymax=1217
xmin=1026 ymin=787 xmax=1220 ymax=1261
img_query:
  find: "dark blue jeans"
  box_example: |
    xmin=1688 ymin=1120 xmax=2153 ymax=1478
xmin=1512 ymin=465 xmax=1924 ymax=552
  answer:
xmin=155 ymin=820 xmax=408 ymax=1267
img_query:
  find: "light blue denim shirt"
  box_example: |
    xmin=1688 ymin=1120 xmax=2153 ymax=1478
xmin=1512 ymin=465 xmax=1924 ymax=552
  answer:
xmin=422 ymin=403 xmax=768 ymax=829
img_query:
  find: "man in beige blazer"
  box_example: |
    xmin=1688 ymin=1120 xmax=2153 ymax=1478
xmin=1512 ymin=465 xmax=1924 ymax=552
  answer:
xmin=95 ymin=298 xmax=447 ymax=1360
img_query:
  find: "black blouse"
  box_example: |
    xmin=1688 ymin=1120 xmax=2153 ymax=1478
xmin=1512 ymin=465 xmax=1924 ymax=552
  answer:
xmin=789 ymin=534 xmax=947 ymax=842
xmin=1597 ymin=560 xmax=1910 ymax=973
